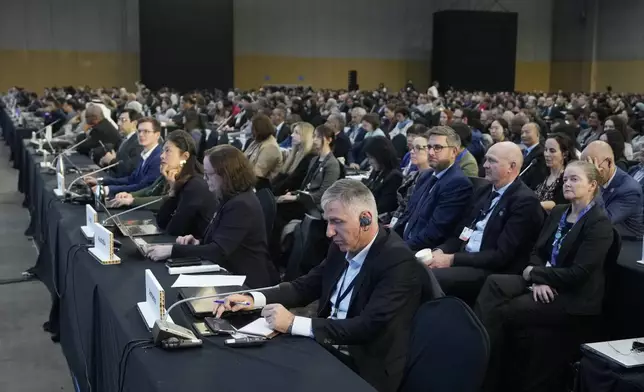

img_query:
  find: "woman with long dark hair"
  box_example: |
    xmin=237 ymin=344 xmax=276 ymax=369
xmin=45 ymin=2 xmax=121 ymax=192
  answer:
xmin=156 ymin=130 xmax=215 ymax=236
xmin=535 ymin=133 xmax=576 ymax=211
xmin=361 ymin=136 xmax=403 ymax=213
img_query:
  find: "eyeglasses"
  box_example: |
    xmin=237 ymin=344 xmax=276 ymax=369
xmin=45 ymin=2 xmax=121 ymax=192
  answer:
xmin=427 ymin=144 xmax=453 ymax=153
xmin=137 ymin=129 xmax=155 ymax=135
xmin=412 ymin=144 xmax=428 ymax=152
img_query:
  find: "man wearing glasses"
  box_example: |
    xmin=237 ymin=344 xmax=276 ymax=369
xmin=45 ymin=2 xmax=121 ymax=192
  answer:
xmin=99 ymin=109 xmax=144 ymax=177
xmin=394 ymin=126 xmax=473 ymax=251
xmin=85 ymin=117 xmax=162 ymax=198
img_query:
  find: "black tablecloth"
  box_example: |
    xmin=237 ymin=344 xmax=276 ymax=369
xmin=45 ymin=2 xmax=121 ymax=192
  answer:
xmin=577 ymin=345 xmax=644 ymax=392
xmin=6 ymin=125 xmax=375 ymax=392
xmin=611 ymin=241 xmax=644 ymax=340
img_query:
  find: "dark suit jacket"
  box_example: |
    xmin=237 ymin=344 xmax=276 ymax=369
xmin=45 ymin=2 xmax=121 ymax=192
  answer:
xmin=520 ymin=143 xmax=548 ymax=190
xmin=398 ymin=165 xmax=473 ymax=250
xmin=627 ymin=165 xmax=644 ymax=195
xmin=102 ymin=144 xmax=162 ymax=196
xmin=363 ymin=169 xmax=403 ymax=214
xmin=528 ymin=204 xmax=613 ymax=315
xmin=176 ymin=108 xmax=199 ymax=131
xmin=171 ymin=190 xmax=279 ymax=288
xmin=272 ymin=153 xmax=315 ymax=196
xmin=332 ymin=131 xmax=351 ymax=164
xmin=156 ymin=176 xmax=216 ymax=237
xmin=109 ymin=134 xmax=143 ymax=177
xmin=76 ymin=119 xmax=121 ymax=157
xmin=275 ymin=123 xmax=290 ymax=144
xmin=262 ymin=227 xmax=427 ymax=392
xmin=438 ymin=180 xmax=544 ymax=273
xmin=600 ymin=167 xmax=644 ymax=239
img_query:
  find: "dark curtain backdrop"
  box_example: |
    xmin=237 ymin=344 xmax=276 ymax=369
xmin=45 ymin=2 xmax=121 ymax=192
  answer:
xmin=432 ymin=11 xmax=518 ymax=92
xmin=139 ymin=0 xmax=234 ymax=92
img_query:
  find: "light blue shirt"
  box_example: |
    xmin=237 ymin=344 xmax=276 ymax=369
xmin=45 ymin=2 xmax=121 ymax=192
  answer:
xmin=290 ymin=230 xmax=379 ymax=337
xmin=522 ymin=143 xmax=538 ymax=156
xmin=465 ymin=182 xmax=513 ymax=253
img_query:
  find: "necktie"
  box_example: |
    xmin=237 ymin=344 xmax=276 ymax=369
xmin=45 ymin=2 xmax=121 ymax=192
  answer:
xmin=523 ymin=149 xmax=528 ymax=158
xmin=475 ymin=190 xmax=500 ymax=223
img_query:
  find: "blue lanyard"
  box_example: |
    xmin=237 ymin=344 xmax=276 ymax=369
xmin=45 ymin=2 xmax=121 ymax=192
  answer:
xmin=550 ymin=202 xmax=594 ymax=266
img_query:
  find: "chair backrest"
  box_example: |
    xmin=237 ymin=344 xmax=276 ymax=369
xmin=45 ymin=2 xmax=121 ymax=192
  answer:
xmin=284 ymin=213 xmax=329 ymax=281
xmin=255 ymin=188 xmax=277 ymax=241
xmin=468 ymin=176 xmax=491 ymax=193
xmin=339 ymin=163 xmax=346 ymax=179
xmin=601 ymin=227 xmax=623 ymax=338
xmin=399 ymin=297 xmax=490 ymax=392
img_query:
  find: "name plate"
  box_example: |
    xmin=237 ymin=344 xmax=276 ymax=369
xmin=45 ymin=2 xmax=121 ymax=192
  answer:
xmin=45 ymin=125 xmax=52 ymax=141
xmin=137 ymin=269 xmax=173 ymax=329
xmin=81 ymin=204 xmax=98 ymax=239
xmin=88 ymin=223 xmax=121 ymax=265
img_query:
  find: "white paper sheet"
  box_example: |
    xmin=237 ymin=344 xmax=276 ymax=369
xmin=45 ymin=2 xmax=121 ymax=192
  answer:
xmin=171 ymin=274 xmax=246 ymax=288
xmin=237 ymin=318 xmax=275 ymax=337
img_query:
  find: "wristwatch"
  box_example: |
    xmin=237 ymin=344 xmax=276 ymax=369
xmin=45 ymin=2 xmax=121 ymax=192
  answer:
xmin=287 ymin=319 xmax=294 ymax=334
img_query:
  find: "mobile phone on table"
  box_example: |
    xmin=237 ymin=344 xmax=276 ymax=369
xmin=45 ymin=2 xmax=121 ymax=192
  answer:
xmin=193 ymin=322 xmax=215 ymax=337
xmin=204 ymin=317 xmax=235 ymax=335
xmin=166 ymin=257 xmax=201 ymax=267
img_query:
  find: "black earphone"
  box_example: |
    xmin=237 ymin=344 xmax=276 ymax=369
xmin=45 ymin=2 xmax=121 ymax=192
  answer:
xmin=359 ymin=214 xmax=372 ymax=228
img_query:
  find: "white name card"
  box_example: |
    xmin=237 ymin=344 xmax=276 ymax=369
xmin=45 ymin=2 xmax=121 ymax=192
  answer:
xmin=54 ymin=172 xmax=65 ymax=197
xmin=88 ymin=223 xmax=120 ymax=265
xmin=45 ymin=125 xmax=52 ymax=141
xmin=81 ymin=204 xmax=98 ymax=239
xmin=137 ymin=269 xmax=173 ymax=329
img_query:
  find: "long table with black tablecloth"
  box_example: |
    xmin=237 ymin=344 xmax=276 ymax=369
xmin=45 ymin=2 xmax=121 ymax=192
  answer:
xmin=7 ymin=134 xmax=375 ymax=392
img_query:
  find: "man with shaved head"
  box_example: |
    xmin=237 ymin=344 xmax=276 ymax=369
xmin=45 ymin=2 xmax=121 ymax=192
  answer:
xmin=582 ymin=141 xmax=644 ymax=238
xmin=519 ymin=122 xmax=548 ymax=190
xmin=429 ymin=142 xmax=545 ymax=304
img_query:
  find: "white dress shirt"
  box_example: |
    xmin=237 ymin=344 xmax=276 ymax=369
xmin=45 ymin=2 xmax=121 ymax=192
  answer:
xmin=465 ymin=182 xmax=512 ymax=253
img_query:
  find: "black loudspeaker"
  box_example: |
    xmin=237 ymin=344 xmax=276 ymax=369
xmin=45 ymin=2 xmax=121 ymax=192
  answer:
xmin=432 ymin=11 xmax=517 ymax=91
xmin=348 ymin=70 xmax=358 ymax=91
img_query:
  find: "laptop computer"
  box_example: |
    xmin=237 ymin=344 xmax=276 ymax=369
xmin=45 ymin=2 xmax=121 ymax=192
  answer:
xmin=583 ymin=339 xmax=644 ymax=368
xmin=115 ymin=216 xmax=163 ymax=237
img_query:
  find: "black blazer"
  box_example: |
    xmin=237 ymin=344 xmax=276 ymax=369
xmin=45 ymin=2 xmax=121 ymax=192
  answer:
xmin=109 ymin=134 xmax=143 ymax=177
xmin=438 ymin=180 xmax=544 ymax=273
xmin=528 ymin=204 xmax=613 ymax=315
xmin=262 ymin=227 xmax=425 ymax=392
xmin=332 ymin=131 xmax=351 ymax=164
xmin=76 ymin=119 xmax=121 ymax=157
xmin=272 ymin=153 xmax=315 ymax=196
xmin=156 ymin=176 xmax=216 ymax=237
xmin=170 ymin=190 xmax=279 ymax=288
xmin=275 ymin=123 xmax=291 ymax=144
xmin=520 ymin=144 xmax=548 ymax=190
xmin=391 ymin=133 xmax=408 ymax=160
xmin=363 ymin=169 xmax=403 ymax=214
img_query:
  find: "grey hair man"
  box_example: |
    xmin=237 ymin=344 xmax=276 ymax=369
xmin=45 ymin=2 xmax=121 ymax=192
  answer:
xmin=215 ymin=179 xmax=431 ymax=392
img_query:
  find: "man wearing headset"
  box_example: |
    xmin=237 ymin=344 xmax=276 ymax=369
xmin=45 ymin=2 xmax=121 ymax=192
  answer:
xmin=215 ymin=179 xmax=438 ymax=392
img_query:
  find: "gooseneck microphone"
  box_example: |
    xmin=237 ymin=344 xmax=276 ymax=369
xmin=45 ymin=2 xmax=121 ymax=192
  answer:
xmin=519 ymin=159 xmax=537 ymax=177
xmin=99 ymin=197 xmax=164 ymax=225
xmin=64 ymin=161 xmax=121 ymax=192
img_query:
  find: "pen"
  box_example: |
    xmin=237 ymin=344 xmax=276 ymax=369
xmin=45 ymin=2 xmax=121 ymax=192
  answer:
xmin=214 ymin=300 xmax=251 ymax=306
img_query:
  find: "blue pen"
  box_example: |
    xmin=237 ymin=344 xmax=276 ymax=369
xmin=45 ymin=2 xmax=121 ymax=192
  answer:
xmin=214 ymin=300 xmax=251 ymax=306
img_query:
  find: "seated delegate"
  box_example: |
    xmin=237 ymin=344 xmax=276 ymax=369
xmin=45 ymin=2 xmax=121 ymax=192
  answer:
xmin=475 ymin=160 xmax=614 ymax=392
xmin=146 ymin=145 xmax=279 ymax=288
xmin=361 ymin=136 xmax=403 ymax=214
xmin=215 ymin=180 xmax=431 ymax=392
xmin=430 ymin=142 xmax=544 ymax=304
xmin=272 ymin=122 xmax=316 ymax=196
xmin=75 ymin=104 xmax=121 ymax=158
xmin=155 ymin=130 xmax=215 ymax=237
xmin=85 ymin=117 xmax=162 ymax=198
xmin=394 ymin=126 xmax=473 ymax=251
xmin=99 ymin=109 xmax=143 ymax=178
xmin=108 ymin=170 xmax=166 ymax=212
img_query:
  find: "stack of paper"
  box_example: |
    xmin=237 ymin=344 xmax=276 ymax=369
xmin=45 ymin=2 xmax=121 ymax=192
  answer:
xmin=171 ymin=274 xmax=246 ymax=288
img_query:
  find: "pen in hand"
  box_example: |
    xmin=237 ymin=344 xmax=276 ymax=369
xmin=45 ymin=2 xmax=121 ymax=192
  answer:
xmin=214 ymin=300 xmax=251 ymax=306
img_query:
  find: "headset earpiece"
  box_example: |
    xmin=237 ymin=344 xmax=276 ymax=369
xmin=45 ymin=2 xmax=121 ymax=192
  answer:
xmin=359 ymin=214 xmax=372 ymax=228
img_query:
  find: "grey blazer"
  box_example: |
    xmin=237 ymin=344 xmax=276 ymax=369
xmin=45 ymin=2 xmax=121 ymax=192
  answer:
xmin=302 ymin=153 xmax=341 ymax=204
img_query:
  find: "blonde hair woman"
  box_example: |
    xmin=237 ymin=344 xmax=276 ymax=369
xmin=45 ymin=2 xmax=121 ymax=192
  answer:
xmin=272 ymin=122 xmax=317 ymax=196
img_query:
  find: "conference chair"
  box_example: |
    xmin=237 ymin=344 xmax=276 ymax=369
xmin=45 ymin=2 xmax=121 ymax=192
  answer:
xmin=256 ymin=188 xmax=277 ymax=242
xmin=399 ymin=297 xmax=489 ymax=392
xmin=468 ymin=176 xmax=491 ymax=193
xmin=284 ymin=213 xmax=329 ymax=281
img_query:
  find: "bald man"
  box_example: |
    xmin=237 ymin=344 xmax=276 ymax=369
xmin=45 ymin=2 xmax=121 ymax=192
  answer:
xmin=75 ymin=104 xmax=120 ymax=158
xmin=519 ymin=122 xmax=548 ymax=190
xmin=430 ymin=142 xmax=545 ymax=304
xmin=582 ymin=141 xmax=644 ymax=238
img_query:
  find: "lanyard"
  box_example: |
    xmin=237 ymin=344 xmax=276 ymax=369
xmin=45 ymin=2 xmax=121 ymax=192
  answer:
xmin=550 ymin=202 xmax=594 ymax=266
xmin=331 ymin=265 xmax=357 ymax=318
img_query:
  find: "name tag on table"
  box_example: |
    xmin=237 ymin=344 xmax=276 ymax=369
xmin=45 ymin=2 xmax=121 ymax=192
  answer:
xmin=459 ymin=227 xmax=474 ymax=241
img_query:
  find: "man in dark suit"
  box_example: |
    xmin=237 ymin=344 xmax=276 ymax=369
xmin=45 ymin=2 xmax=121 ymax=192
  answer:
xmin=99 ymin=109 xmax=143 ymax=177
xmin=75 ymin=104 xmax=121 ymax=158
xmin=430 ymin=142 xmax=544 ymax=304
xmin=395 ymin=126 xmax=473 ymax=251
xmin=270 ymin=107 xmax=291 ymax=144
xmin=174 ymin=95 xmax=199 ymax=132
xmin=86 ymin=118 xmax=162 ymax=198
xmin=215 ymin=179 xmax=440 ymax=392
xmin=583 ymin=141 xmax=644 ymax=239
xmin=228 ymin=95 xmax=253 ymax=129
xmin=326 ymin=113 xmax=351 ymax=164
xmin=541 ymin=96 xmax=561 ymax=120
xmin=519 ymin=122 xmax=548 ymax=190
